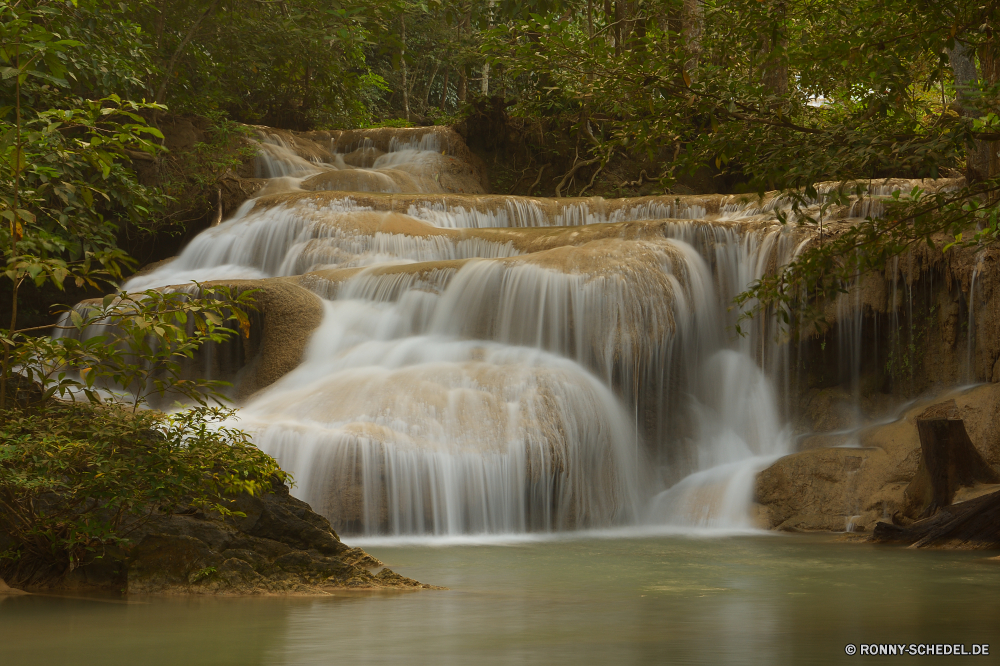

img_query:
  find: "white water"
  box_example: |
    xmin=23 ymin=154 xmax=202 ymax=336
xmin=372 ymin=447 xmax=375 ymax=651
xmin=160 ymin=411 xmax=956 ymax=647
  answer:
xmin=119 ymin=135 xmax=826 ymax=537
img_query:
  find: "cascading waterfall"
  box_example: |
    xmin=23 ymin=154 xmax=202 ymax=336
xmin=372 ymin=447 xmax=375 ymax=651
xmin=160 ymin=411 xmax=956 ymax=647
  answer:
xmin=113 ymin=134 xmax=884 ymax=537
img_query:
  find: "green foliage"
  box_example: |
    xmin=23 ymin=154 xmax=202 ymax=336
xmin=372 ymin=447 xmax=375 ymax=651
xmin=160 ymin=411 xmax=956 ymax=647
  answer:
xmin=733 ymin=181 xmax=1000 ymax=335
xmin=153 ymin=115 xmax=258 ymax=233
xmin=0 ymin=402 xmax=287 ymax=573
xmin=481 ymin=0 xmax=1000 ymax=329
xmin=360 ymin=117 xmax=417 ymax=129
xmin=365 ymin=1 xmax=490 ymax=122
xmin=0 ymin=2 xmax=287 ymax=583
xmin=0 ymin=96 xmax=169 ymax=290
xmin=8 ymin=284 xmax=257 ymax=410
xmin=130 ymin=0 xmax=406 ymax=129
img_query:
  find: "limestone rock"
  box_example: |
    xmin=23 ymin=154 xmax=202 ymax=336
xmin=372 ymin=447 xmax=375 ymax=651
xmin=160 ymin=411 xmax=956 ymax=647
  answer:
xmin=756 ymin=384 xmax=1000 ymax=533
xmin=195 ymin=279 xmax=325 ymax=400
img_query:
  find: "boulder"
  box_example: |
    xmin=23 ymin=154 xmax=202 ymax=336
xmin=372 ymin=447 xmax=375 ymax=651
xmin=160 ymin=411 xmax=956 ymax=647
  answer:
xmin=755 ymin=385 xmax=1000 ymax=532
xmin=122 ymin=479 xmax=435 ymax=595
xmin=197 ymin=279 xmax=325 ymax=400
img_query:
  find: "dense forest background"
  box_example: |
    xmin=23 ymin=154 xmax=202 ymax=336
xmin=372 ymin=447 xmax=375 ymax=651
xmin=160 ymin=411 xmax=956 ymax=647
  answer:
xmin=4 ymin=0 xmax=1000 ymax=328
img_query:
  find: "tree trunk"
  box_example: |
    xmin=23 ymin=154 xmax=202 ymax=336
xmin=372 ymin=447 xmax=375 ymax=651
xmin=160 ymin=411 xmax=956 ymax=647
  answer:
xmin=482 ymin=0 xmax=494 ymax=96
xmin=901 ymin=400 xmax=1000 ymax=520
xmin=423 ymin=61 xmax=440 ymax=110
xmin=949 ymin=41 xmax=990 ymax=182
xmin=440 ymin=68 xmax=450 ymax=110
xmin=457 ymin=8 xmax=470 ymax=102
xmin=680 ymin=0 xmax=702 ymax=74
xmin=613 ymin=0 xmax=623 ymax=56
xmin=759 ymin=2 xmax=787 ymax=97
xmin=401 ymin=16 xmax=410 ymax=120
xmin=979 ymin=27 xmax=1000 ymax=187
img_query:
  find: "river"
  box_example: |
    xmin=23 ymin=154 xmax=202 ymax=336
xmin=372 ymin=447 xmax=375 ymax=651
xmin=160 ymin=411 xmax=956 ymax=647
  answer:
xmin=3 ymin=534 xmax=998 ymax=665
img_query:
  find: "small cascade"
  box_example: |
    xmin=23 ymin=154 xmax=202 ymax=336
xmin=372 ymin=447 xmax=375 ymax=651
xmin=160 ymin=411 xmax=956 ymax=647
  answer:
xmin=966 ymin=259 xmax=983 ymax=382
xmin=98 ymin=130 xmax=950 ymax=537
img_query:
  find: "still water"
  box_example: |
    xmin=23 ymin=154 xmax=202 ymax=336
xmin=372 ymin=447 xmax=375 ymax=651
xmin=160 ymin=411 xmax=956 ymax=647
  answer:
xmin=3 ymin=533 xmax=999 ymax=665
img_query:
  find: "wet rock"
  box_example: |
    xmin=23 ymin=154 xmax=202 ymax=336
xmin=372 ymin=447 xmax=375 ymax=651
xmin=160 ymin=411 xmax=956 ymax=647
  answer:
xmin=227 ymin=481 xmax=348 ymax=556
xmin=341 ymin=146 xmax=385 ymax=168
xmin=14 ymin=479 xmax=436 ymax=596
xmin=189 ymin=279 xmax=325 ymax=400
xmin=756 ymin=385 xmax=1000 ymax=533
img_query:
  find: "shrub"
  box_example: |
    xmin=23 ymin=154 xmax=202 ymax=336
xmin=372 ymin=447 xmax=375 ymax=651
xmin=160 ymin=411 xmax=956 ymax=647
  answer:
xmin=0 ymin=403 xmax=287 ymax=579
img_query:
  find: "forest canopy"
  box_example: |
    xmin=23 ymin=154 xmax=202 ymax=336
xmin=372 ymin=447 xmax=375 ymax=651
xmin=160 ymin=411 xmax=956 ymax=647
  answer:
xmin=2 ymin=0 xmax=1000 ymax=327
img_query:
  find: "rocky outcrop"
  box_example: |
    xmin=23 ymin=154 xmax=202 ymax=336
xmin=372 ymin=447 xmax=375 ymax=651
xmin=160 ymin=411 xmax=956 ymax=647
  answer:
xmin=203 ymin=279 xmax=326 ymax=400
xmin=755 ymin=386 xmax=1000 ymax=532
xmin=25 ymin=480 xmax=435 ymax=596
xmin=253 ymin=125 xmax=489 ymax=193
xmin=900 ymin=400 xmax=999 ymax=518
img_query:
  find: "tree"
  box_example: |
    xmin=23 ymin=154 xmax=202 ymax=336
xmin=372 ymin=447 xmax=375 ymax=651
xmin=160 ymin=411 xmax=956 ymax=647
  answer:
xmin=0 ymin=0 xmax=173 ymax=408
xmin=484 ymin=0 xmax=1000 ymax=329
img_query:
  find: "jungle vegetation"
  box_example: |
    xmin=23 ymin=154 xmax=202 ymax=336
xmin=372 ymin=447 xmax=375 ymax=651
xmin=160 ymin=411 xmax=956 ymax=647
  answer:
xmin=1 ymin=0 xmax=1000 ymax=573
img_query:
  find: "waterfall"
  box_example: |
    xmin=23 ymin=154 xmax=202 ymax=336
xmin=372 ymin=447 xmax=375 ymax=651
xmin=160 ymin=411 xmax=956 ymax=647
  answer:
xmin=117 ymin=134 xmax=836 ymax=537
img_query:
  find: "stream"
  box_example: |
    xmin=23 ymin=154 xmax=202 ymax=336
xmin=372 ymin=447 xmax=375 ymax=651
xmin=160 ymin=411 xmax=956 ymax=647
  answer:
xmin=4 ymin=534 xmax=998 ymax=665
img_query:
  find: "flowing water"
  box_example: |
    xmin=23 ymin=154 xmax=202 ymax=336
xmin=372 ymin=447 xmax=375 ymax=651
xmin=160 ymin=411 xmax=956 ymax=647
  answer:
xmin=33 ymin=132 xmax=999 ymax=664
xmin=100 ymin=134 xmax=937 ymax=536
xmin=4 ymin=535 xmax=999 ymax=665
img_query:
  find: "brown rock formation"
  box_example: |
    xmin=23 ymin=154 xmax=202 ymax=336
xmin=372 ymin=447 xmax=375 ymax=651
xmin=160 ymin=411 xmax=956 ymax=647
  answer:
xmin=755 ymin=386 xmax=1000 ymax=532
xmin=13 ymin=480 xmax=435 ymax=596
xmin=196 ymin=279 xmax=325 ymax=400
xmin=900 ymin=400 xmax=1000 ymax=519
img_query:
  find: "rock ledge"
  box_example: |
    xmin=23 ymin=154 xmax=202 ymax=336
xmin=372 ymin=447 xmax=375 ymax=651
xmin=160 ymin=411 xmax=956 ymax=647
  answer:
xmin=12 ymin=480 xmax=437 ymax=596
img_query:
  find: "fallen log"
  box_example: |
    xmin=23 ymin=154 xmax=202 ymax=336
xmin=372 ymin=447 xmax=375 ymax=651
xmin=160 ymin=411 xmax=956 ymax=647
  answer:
xmin=872 ymin=489 xmax=1000 ymax=549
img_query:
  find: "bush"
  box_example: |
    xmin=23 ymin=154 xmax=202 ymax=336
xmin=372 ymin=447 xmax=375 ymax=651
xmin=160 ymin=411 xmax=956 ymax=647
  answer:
xmin=0 ymin=403 xmax=287 ymax=578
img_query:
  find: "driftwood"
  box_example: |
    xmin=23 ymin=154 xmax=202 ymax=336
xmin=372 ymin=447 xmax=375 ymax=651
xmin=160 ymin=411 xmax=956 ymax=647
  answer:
xmin=871 ymin=400 xmax=1000 ymax=549
xmin=901 ymin=400 xmax=999 ymax=519
xmin=872 ymin=490 xmax=1000 ymax=549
